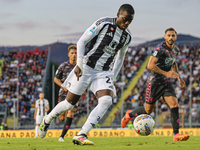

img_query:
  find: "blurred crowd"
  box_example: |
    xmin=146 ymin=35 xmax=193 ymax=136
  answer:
xmin=1 ymin=43 xmax=200 ymax=128
xmin=0 ymin=49 xmax=48 ymax=125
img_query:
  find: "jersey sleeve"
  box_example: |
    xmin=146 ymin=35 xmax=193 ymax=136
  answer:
xmin=35 ymin=100 xmax=38 ymax=108
xmin=77 ymin=17 xmax=108 ymax=60
xmin=152 ymin=46 xmax=164 ymax=59
xmin=45 ymin=99 xmax=49 ymax=106
xmin=173 ymin=45 xmax=180 ymax=59
xmin=112 ymin=43 xmax=130 ymax=80
xmin=55 ymin=63 xmax=65 ymax=79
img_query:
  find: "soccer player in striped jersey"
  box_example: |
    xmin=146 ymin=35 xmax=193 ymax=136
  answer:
xmin=39 ymin=4 xmax=135 ymax=145
xmin=34 ymin=92 xmax=49 ymax=138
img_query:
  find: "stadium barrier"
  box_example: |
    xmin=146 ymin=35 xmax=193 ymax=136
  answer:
xmin=0 ymin=128 xmax=200 ymax=138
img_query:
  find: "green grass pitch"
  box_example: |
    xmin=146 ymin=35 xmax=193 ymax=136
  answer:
xmin=0 ymin=136 xmax=200 ymax=150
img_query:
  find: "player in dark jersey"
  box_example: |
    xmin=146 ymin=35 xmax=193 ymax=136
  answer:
xmin=39 ymin=4 xmax=135 ymax=145
xmin=54 ymin=45 xmax=77 ymax=142
xmin=121 ymin=28 xmax=189 ymax=141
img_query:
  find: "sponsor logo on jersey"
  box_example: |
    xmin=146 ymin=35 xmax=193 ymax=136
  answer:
xmin=90 ymin=26 xmax=96 ymax=33
xmin=110 ymin=41 xmax=118 ymax=49
xmin=153 ymin=51 xmax=158 ymax=57
xmin=106 ymin=32 xmax=113 ymax=37
xmin=110 ymin=27 xmax=114 ymax=31
xmin=165 ymin=58 xmax=175 ymax=66
xmin=103 ymin=45 xmax=116 ymax=56
xmin=121 ymin=34 xmax=126 ymax=43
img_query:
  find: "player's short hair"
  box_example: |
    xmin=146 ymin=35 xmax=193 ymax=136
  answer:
xmin=118 ymin=4 xmax=135 ymax=14
xmin=68 ymin=45 xmax=77 ymax=52
xmin=165 ymin=27 xmax=177 ymax=35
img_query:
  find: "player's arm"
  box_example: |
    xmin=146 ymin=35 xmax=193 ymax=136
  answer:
xmin=45 ymin=100 xmax=50 ymax=113
xmin=112 ymin=44 xmax=129 ymax=81
xmin=147 ymin=56 xmax=179 ymax=79
xmin=75 ymin=18 xmax=106 ymax=80
xmin=54 ymin=77 xmax=68 ymax=92
xmin=171 ymin=61 xmax=186 ymax=88
xmin=45 ymin=105 xmax=50 ymax=113
xmin=34 ymin=107 xmax=37 ymax=120
xmin=54 ymin=64 xmax=68 ymax=92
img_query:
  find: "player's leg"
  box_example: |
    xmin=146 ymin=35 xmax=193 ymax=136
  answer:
xmin=121 ymin=103 xmax=156 ymax=128
xmin=39 ymin=67 xmax=90 ymax=139
xmin=35 ymin=124 xmax=40 ymax=138
xmin=73 ymin=73 xmax=114 ymax=145
xmin=164 ymin=95 xmax=189 ymax=141
xmin=35 ymin=115 xmax=43 ymax=138
xmin=73 ymin=89 xmax=112 ymax=145
xmin=58 ymin=111 xmax=68 ymax=142
xmin=39 ymin=92 xmax=80 ymax=138
xmin=121 ymin=81 xmax=160 ymax=128
xmin=59 ymin=108 xmax=76 ymax=142
xmin=58 ymin=95 xmax=68 ymax=122
xmin=77 ymin=90 xmax=113 ymax=135
xmin=59 ymin=111 xmax=68 ymax=122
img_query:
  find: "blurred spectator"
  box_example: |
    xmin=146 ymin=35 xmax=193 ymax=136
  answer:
xmin=128 ymin=121 xmax=133 ymax=129
xmin=0 ymin=122 xmax=4 ymax=130
xmin=0 ymin=49 xmax=48 ymax=126
xmin=4 ymin=123 xmax=8 ymax=130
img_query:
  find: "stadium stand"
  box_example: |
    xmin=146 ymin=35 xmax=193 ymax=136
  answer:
xmin=0 ymin=43 xmax=199 ymax=129
xmin=0 ymin=49 xmax=48 ymax=128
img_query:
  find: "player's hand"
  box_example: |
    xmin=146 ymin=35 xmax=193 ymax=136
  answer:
xmin=34 ymin=115 xmax=36 ymax=120
xmin=62 ymin=86 xmax=68 ymax=92
xmin=179 ymin=78 xmax=186 ymax=89
xmin=74 ymin=66 xmax=82 ymax=81
xmin=165 ymin=71 xmax=179 ymax=79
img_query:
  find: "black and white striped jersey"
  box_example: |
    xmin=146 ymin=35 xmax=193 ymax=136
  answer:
xmin=78 ymin=16 xmax=132 ymax=71
xmin=35 ymin=99 xmax=49 ymax=116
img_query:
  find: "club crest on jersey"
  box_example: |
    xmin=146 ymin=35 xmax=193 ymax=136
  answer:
xmin=153 ymin=51 xmax=158 ymax=57
xmin=110 ymin=27 xmax=114 ymax=31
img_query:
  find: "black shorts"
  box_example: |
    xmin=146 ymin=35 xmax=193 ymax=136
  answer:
xmin=145 ymin=81 xmax=177 ymax=104
xmin=58 ymin=95 xmax=66 ymax=103
xmin=58 ymin=91 xmax=68 ymax=103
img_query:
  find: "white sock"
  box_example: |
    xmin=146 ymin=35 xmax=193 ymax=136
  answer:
xmin=46 ymin=100 xmax=74 ymax=124
xmin=78 ymin=95 xmax=112 ymax=135
xmin=35 ymin=126 xmax=39 ymax=138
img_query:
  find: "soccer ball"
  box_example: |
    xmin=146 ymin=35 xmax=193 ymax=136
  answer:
xmin=133 ymin=114 xmax=155 ymax=136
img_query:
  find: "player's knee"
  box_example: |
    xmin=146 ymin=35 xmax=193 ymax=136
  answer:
xmin=170 ymin=103 xmax=179 ymax=109
xmin=98 ymin=95 xmax=112 ymax=107
xmin=59 ymin=115 xmax=65 ymax=121
xmin=145 ymin=108 xmax=153 ymax=115
xmin=67 ymin=111 xmax=74 ymax=118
